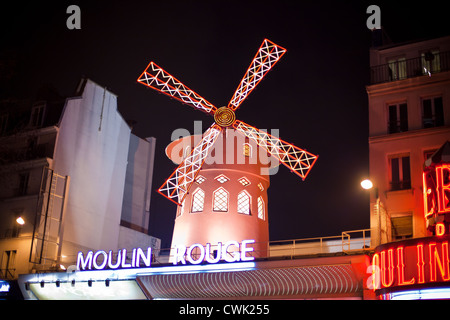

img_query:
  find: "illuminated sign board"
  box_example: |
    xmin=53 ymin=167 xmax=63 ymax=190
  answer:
xmin=423 ymin=164 xmax=450 ymax=221
xmin=77 ymin=239 xmax=255 ymax=271
xmin=172 ymin=239 xmax=255 ymax=265
xmin=370 ymin=235 xmax=450 ymax=292
xmin=77 ymin=247 xmax=152 ymax=271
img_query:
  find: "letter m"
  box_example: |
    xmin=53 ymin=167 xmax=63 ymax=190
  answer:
xmin=77 ymin=251 xmax=93 ymax=270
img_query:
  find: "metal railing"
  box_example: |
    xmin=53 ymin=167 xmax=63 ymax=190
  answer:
xmin=370 ymin=51 xmax=450 ymax=84
xmin=150 ymin=229 xmax=373 ymax=264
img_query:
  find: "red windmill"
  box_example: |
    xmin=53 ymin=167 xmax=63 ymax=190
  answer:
xmin=137 ymin=39 xmax=318 ymax=207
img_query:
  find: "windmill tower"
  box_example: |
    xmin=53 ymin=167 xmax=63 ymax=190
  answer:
xmin=138 ymin=39 xmax=318 ymax=258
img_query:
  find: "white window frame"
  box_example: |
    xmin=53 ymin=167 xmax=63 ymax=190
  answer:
xmin=213 ymin=187 xmax=229 ymax=212
xmin=237 ymin=190 xmax=251 ymax=215
xmin=191 ymin=188 xmax=205 ymax=213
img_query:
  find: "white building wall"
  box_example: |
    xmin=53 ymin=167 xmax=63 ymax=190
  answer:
xmin=121 ymin=135 xmax=156 ymax=233
xmin=53 ymin=79 xmax=131 ymax=255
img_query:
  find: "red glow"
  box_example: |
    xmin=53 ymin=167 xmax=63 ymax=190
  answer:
xmin=417 ymin=244 xmax=425 ymax=284
xmin=436 ymin=223 xmax=446 ymax=236
xmin=429 ymin=242 xmax=450 ymax=282
xmin=381 ymin=249 xmax=394 ymax=287
xmin=372 ymin=236 xmax=450 ymax=291
xmin=436 ymin=165 xmax=450 ymax=213
xmin=397 ymin=246 xmax=415 ymax=286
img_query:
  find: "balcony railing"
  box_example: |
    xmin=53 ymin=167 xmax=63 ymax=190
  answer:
xmin=370 ymin=51 xmax=450 ymax=84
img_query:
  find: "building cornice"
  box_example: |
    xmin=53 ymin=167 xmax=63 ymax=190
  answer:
xmin=366 ymin=71 xmax=450 ymax=98
xmin=369 ymin=126 xmax=450 ymax=144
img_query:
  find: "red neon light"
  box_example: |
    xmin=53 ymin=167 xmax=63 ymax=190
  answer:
xmin=381 ymin=249 xmax=394 ymax=287
xmin=436 ymin=165 xmax=450 ymax=213
xmin=423 ymin=172 xmax=435 ymax=219
xmin=397 ymin=247 xmax=415 ymax=286
xmin=436 ymin=223 xmax=446 ymax=236
xmin=417 ymin=244 xmax=425 ymax=284
xmin=429 ymin=242 xmax=450 ymax=282
xmin=371 ymin=253 xmax=380 ymax=291
xmin=373 ymin=237 xmax=450 ymax=290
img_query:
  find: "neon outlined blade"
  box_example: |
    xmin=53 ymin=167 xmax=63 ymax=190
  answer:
xmin=138 ymin=62 xmax=217 ymax=115
xmin=233 ymin=120 xmax=318 ymax=180
xmin=158 ymin=123 xmax=222 ymax=206
xmin=227 ymin=39 xmax=286 ymax=111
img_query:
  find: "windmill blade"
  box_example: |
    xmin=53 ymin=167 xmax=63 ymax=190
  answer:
xmin=158 ymin=123 xmax=222 ymax=205
xmin=138 ymin=62 xmax=217 ymax=115
xmin=227 ymin=39 xmax=287 ymax=111
xmin=233 ymin=120 xmax=318 ymax=180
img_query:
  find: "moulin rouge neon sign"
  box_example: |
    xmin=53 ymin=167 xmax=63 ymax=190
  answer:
xmin=76 ymin=239 xmax=255 ymax=271
xmin=370 ymin=236 xmax=450 ymax=291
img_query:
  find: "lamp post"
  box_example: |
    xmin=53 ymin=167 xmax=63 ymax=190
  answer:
xmin=361 ymin=179 xmax=382 ymax=247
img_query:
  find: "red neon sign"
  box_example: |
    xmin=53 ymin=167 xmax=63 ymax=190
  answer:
xmin=436 ymin=165 xmax=450 ymax=213
xmin=371 ymin=236 xmax=450 ymax=291
xmin=424 ymin=164 xmax=450 ymax=219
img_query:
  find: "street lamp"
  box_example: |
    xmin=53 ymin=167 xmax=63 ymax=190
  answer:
xmin=16 ymin=216 xmax=25 ymax=225
xmin=361 ymin=179 xmax=374 ymax=190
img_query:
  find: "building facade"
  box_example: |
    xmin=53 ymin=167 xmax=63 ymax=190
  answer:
xmin=0 ymin=78 xmax=160 ymax=280
xmin=366 ymin=35 xmax=450 ymax=247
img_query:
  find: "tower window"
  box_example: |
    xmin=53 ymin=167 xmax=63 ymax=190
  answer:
xmin=257 ymin=197 xmax=265 ymax=220
xmin=215 ymin=174 xmax=230 ymax=184
xmin=243 ymin=143 xmax=252 ymax=157
xmin=213 ymin=187 xmax=228 ymax=212
xmin=238 ymin=177 xmax=251 ymax=187
xmin=237 ymin=191 xmax=251 ymax=215
xmin=191 ymin=188 xmax=205 ymax=213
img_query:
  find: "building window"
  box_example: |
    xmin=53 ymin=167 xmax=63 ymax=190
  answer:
xmin=237 ymin=191 xmax=251 ymax=215
xmin=18 ymin=172 xmax=30 ymax=196
xmin=257 ymin=183 xmax=264 ymax=192
xmin=391 ymin=215 xmax=413 ymax=240
xmin=1 ymin=250 xmax=16 ymax=280
xmin=243 ymin=143 xmax=252 ymax=157
xmin=389 ymin=155 xmax=411 ymax=191
xmin=238 ymin=177 xmax=251 ymax=187
xmin=422 ymin=96 xmax=444 ymax=128
xmin=388 ymin=103 xmax=408 ymax=134
xmin=213 ymin=187 xmax=228 ymax=212
xmin=191 ymin=188 xmax=205 ymax=213
xmin=257 ymin=197 xmax=265 ymax=220
xmin=388 ymin=57 xmax=406 ymax=81
xmin=421 ymin=50 xmax=440 ymax=75
xmin=30 ymin=102 xmax=46 ymax=127
xmin=215 ymin=174 xmax=230 ymax=184
xmin=195 ymin=175 xmax=206 ymax=185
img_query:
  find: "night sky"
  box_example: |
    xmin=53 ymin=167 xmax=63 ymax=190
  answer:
xmin=2 ymin=1 xmax=450 ymax=248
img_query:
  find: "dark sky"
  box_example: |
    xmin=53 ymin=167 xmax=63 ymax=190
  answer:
xmin=2 ymin=1 xmax=450 ymax=248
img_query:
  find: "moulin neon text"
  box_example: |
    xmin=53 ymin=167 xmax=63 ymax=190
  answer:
xmin=369 ymin=238 xmax=450 ymax=290
xmin=77 ymin=247 xmax=152 ymax=270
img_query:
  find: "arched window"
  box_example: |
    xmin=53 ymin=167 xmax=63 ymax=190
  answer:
xmin=191 ymin=188 xmax=205 ymax=213
xmin=257 ymin=196 xmax=265 ymax=220
xmin=213 ymin=187 xmax=228 ymax=212
xmin=237 ymin=190 xmax=251 ymax=215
